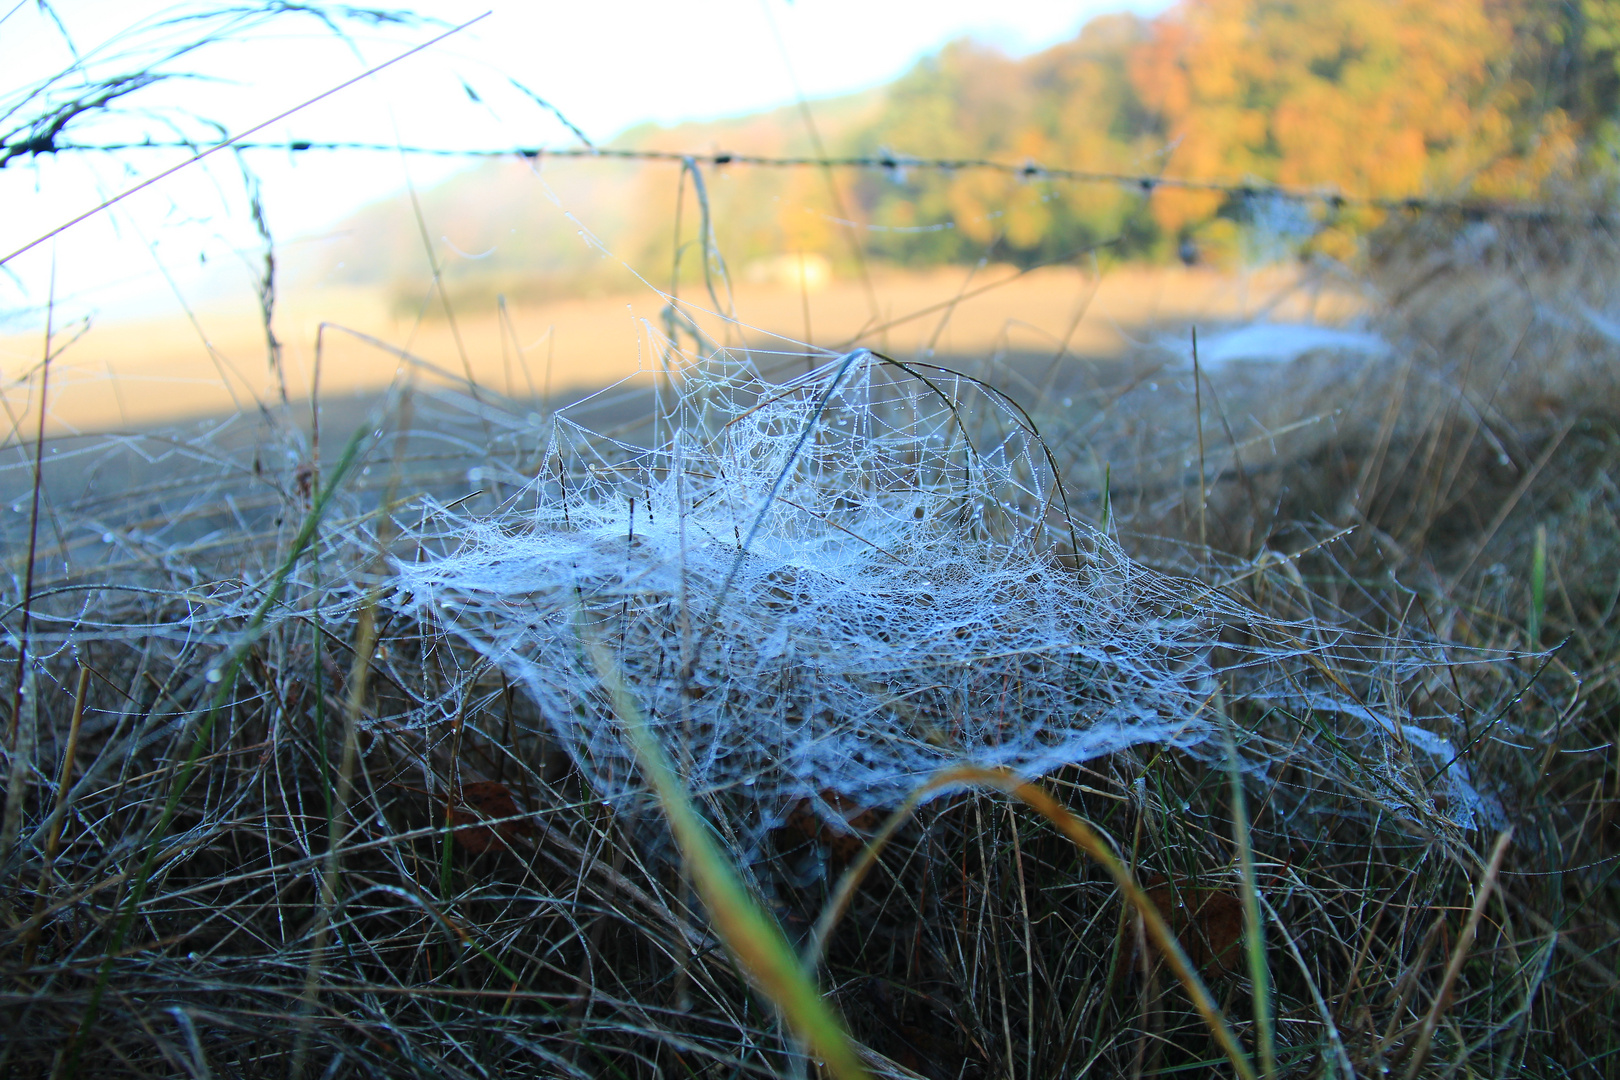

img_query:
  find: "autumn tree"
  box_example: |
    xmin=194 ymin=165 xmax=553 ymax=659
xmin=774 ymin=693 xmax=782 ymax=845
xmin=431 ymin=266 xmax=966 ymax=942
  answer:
xmin=1129 ymin=0 xmax=1584 ymax=244
xmin=846 ymin=16 xmax=1163 ymax=265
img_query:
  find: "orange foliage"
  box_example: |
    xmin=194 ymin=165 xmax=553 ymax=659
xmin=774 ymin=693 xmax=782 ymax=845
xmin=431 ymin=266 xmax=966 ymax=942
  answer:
xmin=1130 ymin=0 xmax=1576 ymax=235
xmin=549 ymin=0 xmax=1608 ymax=274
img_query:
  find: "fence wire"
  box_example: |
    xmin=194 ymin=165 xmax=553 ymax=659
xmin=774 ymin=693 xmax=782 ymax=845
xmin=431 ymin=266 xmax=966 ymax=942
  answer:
xmin=34 ymin=139 xmax=1600 ymax=223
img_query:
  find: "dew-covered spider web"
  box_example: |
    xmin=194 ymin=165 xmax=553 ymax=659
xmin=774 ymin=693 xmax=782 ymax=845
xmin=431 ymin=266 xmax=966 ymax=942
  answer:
xmin=393 ymin=338 xmax=1496 ymax=843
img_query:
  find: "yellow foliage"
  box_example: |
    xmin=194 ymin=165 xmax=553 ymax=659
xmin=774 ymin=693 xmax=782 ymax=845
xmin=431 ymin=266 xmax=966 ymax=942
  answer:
xmin=1131 ymin=0 xmax=1559 ymax=234
xmin=618 ymin=0 xmax=1611 ymax=272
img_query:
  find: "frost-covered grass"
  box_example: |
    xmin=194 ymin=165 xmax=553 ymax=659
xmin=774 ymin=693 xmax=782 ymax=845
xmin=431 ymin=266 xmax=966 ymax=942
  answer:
xmin=3 ymin=210 xmax=1620 ymax=1080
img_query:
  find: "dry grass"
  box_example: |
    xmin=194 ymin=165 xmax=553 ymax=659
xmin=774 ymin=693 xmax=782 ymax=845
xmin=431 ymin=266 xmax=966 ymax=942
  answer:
xmin=0 ymin=264 xmax=1356 ymax=436
xmin=2 ymin=211 xmax=1618 ymax=1080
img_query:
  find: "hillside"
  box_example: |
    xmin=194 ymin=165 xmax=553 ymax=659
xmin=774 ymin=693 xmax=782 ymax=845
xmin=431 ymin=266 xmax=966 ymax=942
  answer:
xmin=295 ymin=0 xmax=1620 ymax=311
xmin=288 ymin=90 xmax=888 ymax=308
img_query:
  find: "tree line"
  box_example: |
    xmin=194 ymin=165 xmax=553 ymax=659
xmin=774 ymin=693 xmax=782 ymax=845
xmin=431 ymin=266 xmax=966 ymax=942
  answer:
xmin=721 ymin=0 xmax=1620 ymax=268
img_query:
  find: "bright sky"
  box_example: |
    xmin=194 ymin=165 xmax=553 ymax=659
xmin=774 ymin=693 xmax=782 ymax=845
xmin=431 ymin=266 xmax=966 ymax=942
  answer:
xmin=0 ymin=0 xmax=1172 ymax=328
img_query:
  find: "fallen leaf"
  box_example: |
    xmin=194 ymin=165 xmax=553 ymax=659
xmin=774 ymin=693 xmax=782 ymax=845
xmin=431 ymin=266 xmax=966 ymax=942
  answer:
xmin=447 ymin=780 xmax=536 ymax=854
xmin=1143 ymin=874 xmax=1245 ymax=977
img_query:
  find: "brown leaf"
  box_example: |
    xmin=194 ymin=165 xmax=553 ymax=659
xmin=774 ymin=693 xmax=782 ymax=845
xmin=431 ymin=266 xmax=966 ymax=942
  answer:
xmin=1144 ymin=874 xmax=1245 ymax=977
xmin=447 ymin=780 xmax=536 ymax=855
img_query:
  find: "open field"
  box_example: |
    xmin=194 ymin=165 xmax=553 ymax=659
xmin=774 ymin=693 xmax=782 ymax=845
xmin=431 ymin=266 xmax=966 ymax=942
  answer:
xmin=3 ymin=223 xmax=1619 ymax=1080
xmin=1 ymin=265 xmax=1359 ymax=437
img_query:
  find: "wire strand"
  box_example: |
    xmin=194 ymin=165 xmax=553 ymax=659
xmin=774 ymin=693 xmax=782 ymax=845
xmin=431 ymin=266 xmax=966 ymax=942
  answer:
xmin=22 ymin=139 xmax=1595 ymax=222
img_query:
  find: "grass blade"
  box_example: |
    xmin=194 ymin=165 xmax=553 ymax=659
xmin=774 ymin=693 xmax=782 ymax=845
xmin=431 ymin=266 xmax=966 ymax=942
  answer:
xmin=1529 ymin=524 xmax=1547 ymax=649
xmin=799 ymin=762 xmax=1256 ymax=1080
xmin=1224 ymin=714 xmax=1276 ymax=1078
xmin=60 ymin=421 xmax=371 ymax=1078
xmin=1401 ymin=830 xmax=1514 ymax=1079
xmin=584 ymin=635 xmax=872 ymax=1080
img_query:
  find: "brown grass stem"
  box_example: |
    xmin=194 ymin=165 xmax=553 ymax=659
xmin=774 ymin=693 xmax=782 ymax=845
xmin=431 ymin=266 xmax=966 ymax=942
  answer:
xmin=1401 ymin=829 xmax=1514 ymax=1079
xmin=1452 ymin=416 xmax=1577 ymax=585
xmin=6 ymin=255 xmax=52 ymax=749
xmin=19 ymin=664 xmax=89 ymax=968
xmin=1 ymin=261 xmax=54 ymax=898
xmin=289 ymin=600 xmax=380 ymax=1078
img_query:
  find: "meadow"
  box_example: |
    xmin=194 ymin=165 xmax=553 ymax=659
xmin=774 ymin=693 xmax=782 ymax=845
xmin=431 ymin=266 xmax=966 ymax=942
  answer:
xmin=4 ymin=5 xmax=1620 ymax=1078
xmin=2 ymin=207 xmax=1616 ymax=1079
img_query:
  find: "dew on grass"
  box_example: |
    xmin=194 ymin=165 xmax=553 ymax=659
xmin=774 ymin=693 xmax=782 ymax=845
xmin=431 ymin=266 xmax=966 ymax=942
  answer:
xmin=397 ymin=347 xmax=1495 ymax=844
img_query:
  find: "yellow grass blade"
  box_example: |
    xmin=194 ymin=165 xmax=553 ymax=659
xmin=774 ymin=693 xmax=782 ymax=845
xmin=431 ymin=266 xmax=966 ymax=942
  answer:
xmin=808 ymin=764 xmax=1259 ymax=1080
xmin=584 ymin=637 xmax=872 ymax=1080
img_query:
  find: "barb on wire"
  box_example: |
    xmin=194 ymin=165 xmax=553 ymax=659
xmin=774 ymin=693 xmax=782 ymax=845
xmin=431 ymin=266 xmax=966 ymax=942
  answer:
xmin=23 ymin=138 xmax=1598 ymax=222
xmin=0 ymin=12 xmax=491 ymax=268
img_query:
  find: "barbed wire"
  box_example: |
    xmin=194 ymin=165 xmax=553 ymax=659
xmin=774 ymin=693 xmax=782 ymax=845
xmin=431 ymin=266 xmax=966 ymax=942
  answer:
xmin=28 ymin=139 xmax=1600 ymax=222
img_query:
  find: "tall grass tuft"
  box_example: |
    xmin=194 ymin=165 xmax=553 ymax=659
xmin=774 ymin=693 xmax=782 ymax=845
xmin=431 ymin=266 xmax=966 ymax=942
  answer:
xmin=4 ymin=137 xmax=1620 ymax=1080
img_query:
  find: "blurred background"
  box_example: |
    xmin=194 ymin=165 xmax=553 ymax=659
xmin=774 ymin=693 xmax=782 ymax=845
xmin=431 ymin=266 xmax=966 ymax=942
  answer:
xmin=9 ymin=0 xmax=1602 ymax=434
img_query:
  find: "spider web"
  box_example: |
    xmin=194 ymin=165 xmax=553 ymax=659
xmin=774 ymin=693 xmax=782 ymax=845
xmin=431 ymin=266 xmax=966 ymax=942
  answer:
xmin=393 ymin=334 xmax=1495 ymax=842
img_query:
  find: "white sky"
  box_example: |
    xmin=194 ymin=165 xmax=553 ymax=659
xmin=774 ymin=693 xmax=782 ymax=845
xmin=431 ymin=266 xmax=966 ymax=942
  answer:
xmin=0 ymin=0 xmax=1172 ymax=327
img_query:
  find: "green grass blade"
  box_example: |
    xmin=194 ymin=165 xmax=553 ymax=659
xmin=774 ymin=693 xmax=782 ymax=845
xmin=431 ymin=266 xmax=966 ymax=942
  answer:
xmin=583 ymin=636 xmax=872 ymax=1080
xmin=61 ymin=422 xmax=370 ymax=1078
xmin=1224 ymin=713 xmax=1277 ymax=1079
